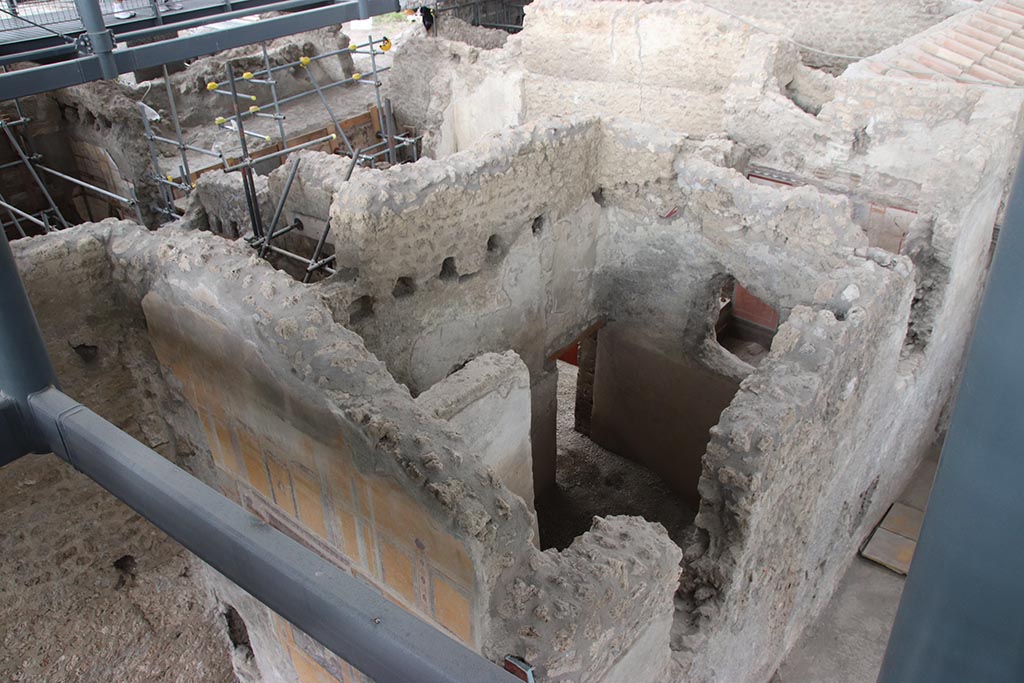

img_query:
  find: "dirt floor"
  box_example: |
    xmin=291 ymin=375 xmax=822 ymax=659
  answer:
xmin=0 ymin=453 xmax=239 ymax=683
xmin=535 ymin=361 xmax=696 ymax=551
xmin=719 ymin=336 xmax=769 ymax=366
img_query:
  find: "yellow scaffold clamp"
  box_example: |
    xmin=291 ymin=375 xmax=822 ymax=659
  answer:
xmin=166 ymin=174 xmax=174 ymax=181
xmin=349 ymin=43 xmax=358 ymax=51
xmin=206 ymin=81 xmax=219 ymax=91
xmin=299 ymin=56 xmax=311 ymax=68
xmin=380 ymin=37 xmax=392 ymax=52
xmin=215 ymin=116 xmax=227 ymax=125
xmin=249 ymin=105 xmax=260 ymax=113
xmin=329 ymin=133 xmax=337 ymax=140
xmin=352 ymin=72 xmax=362 ymax=80
xmin=242 ymin=71 xmax=254 ymax=80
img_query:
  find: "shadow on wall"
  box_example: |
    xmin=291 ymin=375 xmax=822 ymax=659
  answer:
xmin=535 ymin=279 xmax=782 ymax=549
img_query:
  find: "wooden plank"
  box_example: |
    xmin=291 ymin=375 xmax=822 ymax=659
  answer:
xmin=167 ymin=108 xmax=374 ymax=184
xmin=880 ymin=502 xmax=925 ymax=541
xmin=862 ymin=527 xmax=916 ymax=575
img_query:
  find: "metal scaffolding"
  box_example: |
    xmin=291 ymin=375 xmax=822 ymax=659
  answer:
xmin=1 ymin=79 xmax=144 ymax=237
xmin=139 ymin=33 xmax=421 ymax=278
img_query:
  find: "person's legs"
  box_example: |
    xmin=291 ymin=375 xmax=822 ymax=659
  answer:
xmin=112 ymin=0 xmax=135 ymax=19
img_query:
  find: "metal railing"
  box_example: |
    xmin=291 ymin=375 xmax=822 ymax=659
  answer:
xmin=433 ymin=0 xmax=528 ymax=32
xmin=0 ymin=0 xmax=155 ymax=41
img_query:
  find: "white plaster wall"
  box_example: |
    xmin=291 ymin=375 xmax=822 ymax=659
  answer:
xmin=416 ymin=351 xmax=537 ymax=518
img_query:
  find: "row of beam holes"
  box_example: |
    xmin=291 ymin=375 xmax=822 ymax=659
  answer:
xmin=387 ymin=219 xmax=532 ymax=302
xmin=352 ymin=213 xmax=548 ymax=327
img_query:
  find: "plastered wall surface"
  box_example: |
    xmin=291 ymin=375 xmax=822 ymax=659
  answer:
xmin=706 ymin=0 xmax=970 ymax=71
xmin=417 ymin=351 xmax=537 ymax=516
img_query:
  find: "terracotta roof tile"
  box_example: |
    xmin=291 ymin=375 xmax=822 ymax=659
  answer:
xmin=921 ymin=41 xmax=978 ymax=67
xmin=954 ymin=24 xmax=1004 ymax=47
xmin=981 ymin=54 xmax=1024 ymax=78
xmin=865 ymin=0 xmax=1024 ymax=85
xmin=965 ymin=63 xmax=1016 ymax=84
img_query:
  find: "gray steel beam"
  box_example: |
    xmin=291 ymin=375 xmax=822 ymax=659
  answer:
xmin=27 ymin=387 xmax=517 ymax=683
xmin=0 ymin=0 xmax=330 ymax=59
xmin=74 ymin=0 xmax=117 ymax=79
xmin=0 ymin=0 xmax=398 ymax=101
xmin=0 ymin=228 xmax=58 ymax=464
xmin=877 ymin=153 xmax=1024 ymax=682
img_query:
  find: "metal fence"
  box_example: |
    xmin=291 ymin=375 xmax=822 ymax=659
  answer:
xmin=0 ymin=0 xmax=196 ymax=45
xmin=434 ymin=0 xmax=528 ymax=32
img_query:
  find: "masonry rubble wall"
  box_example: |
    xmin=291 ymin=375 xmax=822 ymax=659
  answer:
xmin=13 ymin=219 xmax=682 ymax=683
xmin=416 ymin=351 xmax=537 ymax=517
xmin=219 ymin=111 xmax=936 ymax=683
xmin=1 ymin=81 xmax=161 ymax=226
xmin=706 ymin=0 xmax=970 ymax=72
xmin=252 ymin=119 xmax=606 ymax=498
xmin=268 ymin=77 xmax=1019 ymax=680
xmin=678 ymin=261 xmax=918 ymax=682
xmin=387 ymin=0 xmax=781 ymax=156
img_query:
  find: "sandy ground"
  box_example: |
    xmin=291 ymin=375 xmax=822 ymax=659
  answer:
xmin=535 ymin=361 xmax=696 ymax=551
xmin=0 ymin=453 xmax=237 ymax=683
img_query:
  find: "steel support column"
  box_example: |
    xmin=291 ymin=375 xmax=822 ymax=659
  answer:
xmin=74 ymin=0 xmax=118 ymax=79
xmin=877 ymin=153 xmax=1024 ymax=682
xmin=0 ymin=228 xmax=58 ymax=463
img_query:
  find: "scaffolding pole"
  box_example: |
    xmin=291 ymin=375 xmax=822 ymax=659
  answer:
xmin=225 ymin=64 xmax=265 ymax=239
xmin=36 ymin=164 xmax=145 ymax=226
xmin=139 ymin=102 xmax=180 ymax=219
xmin=261 ymin=42 xmax=288 ymax=155
xmin=1 ymin=120 xmax=69 ymax=230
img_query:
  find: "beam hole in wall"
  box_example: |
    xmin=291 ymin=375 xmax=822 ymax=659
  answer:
xmin=222 ymin=605 xmax=254 ymax=661
xmin=534 ymin=326 xmax=696 ymax=550
xmin=439 ymin=256 xmax=458 ymax=281
xmin=591 ymin=188 xmax=606 ymax=207
xmin=714 ymin=277 xmax=779 ymax=367
xmin=486 ymin=234 xmax=503 ymax=261
xmin=347 ymin=295 xmax=375 ymax=324
xmin=531 ymin=215 xmax=544 ymax=235
xmin=393 ymin=276 xmax=417 ymax=298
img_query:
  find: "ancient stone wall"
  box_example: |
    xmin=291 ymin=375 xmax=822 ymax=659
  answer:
xmin=417 ymin=351 xmax=536 ymax=516
xmin=679 ymin=262 xmax=917 ymax=682
xmin=709 ymin=0 xmax=970 ymax=71
xmin=13 ymin=218 xmax=682 ymax=683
